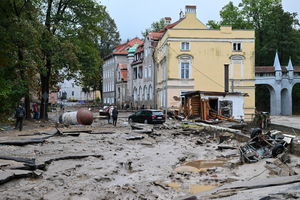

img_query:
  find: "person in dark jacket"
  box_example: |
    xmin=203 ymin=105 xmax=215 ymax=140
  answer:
xmin=112 ymin=106 xmax=118 ymax=126
xmin=15 ymin=104 xmax=26 ymax=131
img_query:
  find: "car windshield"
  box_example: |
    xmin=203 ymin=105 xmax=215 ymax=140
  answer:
xmin=152 ymin=111 xmax=163 ymax=115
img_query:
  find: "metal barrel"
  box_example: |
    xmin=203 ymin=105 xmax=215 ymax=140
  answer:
xmin=60 ymin=109 xmax=93 ymax=125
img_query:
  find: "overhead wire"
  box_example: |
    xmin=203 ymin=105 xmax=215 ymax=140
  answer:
xmin=167 ymin=45 xmax=225 ymax=90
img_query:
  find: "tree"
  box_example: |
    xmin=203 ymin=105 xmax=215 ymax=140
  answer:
xmin=256 ymin=4 xmax=300 ymax=65
xmin=207 ymin=0 xmax=300 ymax=66
xmin=0 ymin=0 xmax=120 ymax=120
xmin=38 ymin=0 xmax=119 ymax=119
xmin=0 ymin=0 xmax=42 ymax=119
xmin=207 ymin=1 xmax=253 ymax=29
xmin=142 ymin=18 xmax=166 ymax=38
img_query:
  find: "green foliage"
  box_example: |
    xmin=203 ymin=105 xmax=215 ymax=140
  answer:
xmin=142 ymin=18 xmax=166 ymax=38
xmin=208 ymin=0 xmax=300 ymax=66
xmin=255 ymin=85 xmax=270 ymax=112
xmin=0 ymin=0 xmax=42 ymax=119
xmin=0 ymin=0 xmax=120 ymax=120
xmin=206 ymin=20 xmax=220 ymax=29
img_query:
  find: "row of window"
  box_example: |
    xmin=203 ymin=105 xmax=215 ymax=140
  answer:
xmin=103 ymin=58 xmax=115 ymax=67
xmin=133 ymin=86 xmax=153 ymax=101
xmin=133 ymin=65 xmax=152 ymax=80
xmin=180 ymin=42 xmax=242 ymax=52
xmin=103 ymin=98 xmax=114 ymax=104
xmin=103 ymin=70 xmax=114 ymax=79
xmin=103 ymin=83 xmax=114 ymax=92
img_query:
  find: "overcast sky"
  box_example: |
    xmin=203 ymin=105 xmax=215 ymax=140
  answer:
xmin=99 ymin=0 xmax=300 ymax=41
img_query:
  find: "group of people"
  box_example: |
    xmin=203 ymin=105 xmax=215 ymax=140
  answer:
xmin=107 ymin=105 xmax=118 ymax=126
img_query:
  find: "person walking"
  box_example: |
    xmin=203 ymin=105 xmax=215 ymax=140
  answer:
xmin=112 ymin=106 xmax=118 ymax=126
xmin=15 ymin=104 xmax=26 ymax=131
xmin=32 ymin=103 xmax=38 ymax=120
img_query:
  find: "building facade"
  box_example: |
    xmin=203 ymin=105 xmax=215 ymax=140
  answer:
xmin=102 ymin=38 xmax=143 ymax=105
xmin=116 ymin=63 xmax=129 ymax=108
xmin=58 ymin=78 xmax=95 ymax=101
xmin=256 ymin=52 xmax=300 ymax=115
xmin=155 ymin=5 xmax=255 ymax=120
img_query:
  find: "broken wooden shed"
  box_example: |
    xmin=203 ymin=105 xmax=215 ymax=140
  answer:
xmin=181 ymin=91 xmax=248 ymax=121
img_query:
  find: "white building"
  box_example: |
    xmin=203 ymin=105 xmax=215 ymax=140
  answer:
xmin=58 ymin=78 xmax=93 ymax=101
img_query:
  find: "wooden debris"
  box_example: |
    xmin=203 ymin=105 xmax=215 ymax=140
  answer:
xmin=90 ymin=131 xmax=115 ymax=134
xmin=217 ymin=146 xmax=237 ymax=150
xmin=153 ymin=181 xmax=169 ymax=190
xmin=126 ymin=136 xmax=144 ymax=140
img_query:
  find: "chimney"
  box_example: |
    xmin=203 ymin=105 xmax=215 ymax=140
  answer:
xmin=179 ymin=10 xmax=184 ymax=19
xmin=164 ymin=17 xmax=172 ymax=25
xmin=185 ymin=5 xmax=196 ymax=14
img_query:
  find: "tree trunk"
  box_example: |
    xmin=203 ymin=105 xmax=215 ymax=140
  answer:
xmin=24 ymin=94 xmax=31 ymax=119
xmin=40 ymin=58 xmax=51 ymax=120
xmin=17 ymin=47 xmax=32 ymax=119
xmin=39 ymin=0 xmax=53 ymax=120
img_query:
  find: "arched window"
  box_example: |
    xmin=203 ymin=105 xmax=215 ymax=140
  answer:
xmin=178 ymin=54 xmax=193 ymax=79
xmin=138 ymin=86 xmax=142 ymax=101
xmin=133 ymin=87 xmax=138 ymax=101
xmin=148 ymin=65 xmax=152 ymax=78
xmin=148 ymin=85 xmax=153 ymax=100
xmin=143 ymin=86 xmax=147 ymax=100
xmin=230 ymin=55 xmax=245 ymax=79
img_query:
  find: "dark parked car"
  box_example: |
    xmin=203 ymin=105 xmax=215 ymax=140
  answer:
xmin=128 ymin=110 xmax=165 ymax=124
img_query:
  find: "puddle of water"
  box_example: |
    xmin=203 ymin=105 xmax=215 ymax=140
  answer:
xmin=175 ymin=159 xmax=225 ymax=173
xmin=167 ymin=182 xmax=216 ymax=194
xmin=167 ymin=182 xmax=180 ymax=192
xmin=174 ymin=165 xmax=207 ymax=173
xmin=188 ymin=184 xmax=216 ymax=194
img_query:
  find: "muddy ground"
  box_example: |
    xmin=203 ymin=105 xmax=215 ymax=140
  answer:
xmin=0 ymin=109 xmax=300 ymax=200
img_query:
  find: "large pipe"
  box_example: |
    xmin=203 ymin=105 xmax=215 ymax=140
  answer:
xmin=59 ymin=108 xmax=93 ymax=125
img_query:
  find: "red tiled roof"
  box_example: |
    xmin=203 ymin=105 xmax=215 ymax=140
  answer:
xmin=159 ymin=18 xmax=184 ymax=33
xmin=164 ymin=17 xmax=171 ymax=20
xmin=255 ymin=66 xmax=276 ymax=73
xmin=113 ymin=37 xmax=143 ymax=55
xmin=148 ymin=32 xmax=164 ymax=40
xmin=255 ymin=66 xmax=300 ymax=73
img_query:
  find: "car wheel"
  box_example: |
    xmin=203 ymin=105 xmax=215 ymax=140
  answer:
xmin=272 ymin=144 xmax=284 ymax=157
xmin=144 ymin=119 xmax=148 ymax=124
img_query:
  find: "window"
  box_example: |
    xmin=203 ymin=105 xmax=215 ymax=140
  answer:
xmin=148 ymin=65 xmax=151 ymax=78
xmin=72 ymin=83 xmax=75 ymax=88
xmin=233 ymin=42 xmax=242 ymax=51
xmin=143 ymin=86 xmax=147 ymax=100
xmin=138 ymin=87 xmax=142 ymax=101
xmin=144 ymin=67 xmax=148 ymax=78
xmin=181 ymin=42 xmax=190 ymax=50
xmin=133 ymin=68 xmax=137 ymax=79
xmin=72 ymin=91 xmax=74 ymax=96
xmin=148 ymin=85 xmax=152 ymax=100
xmin=138 ymin=66 xmax=143 ymax=79
xmin=181 ymin=62 xmax=190 ymax=79
xmin=180 ymin=91 xmax=186 ymax=106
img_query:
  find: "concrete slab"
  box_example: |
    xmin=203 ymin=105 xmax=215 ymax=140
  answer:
xmin=271 ymin=116 xmax=300 ymax=130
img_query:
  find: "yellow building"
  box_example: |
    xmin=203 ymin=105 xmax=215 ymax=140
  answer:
xmin=155 ymin=5 xmax=255 ymax=120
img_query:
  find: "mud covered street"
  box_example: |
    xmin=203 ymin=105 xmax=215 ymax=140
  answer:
xmin=0 ymin=111 xmax=300 ymax=200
